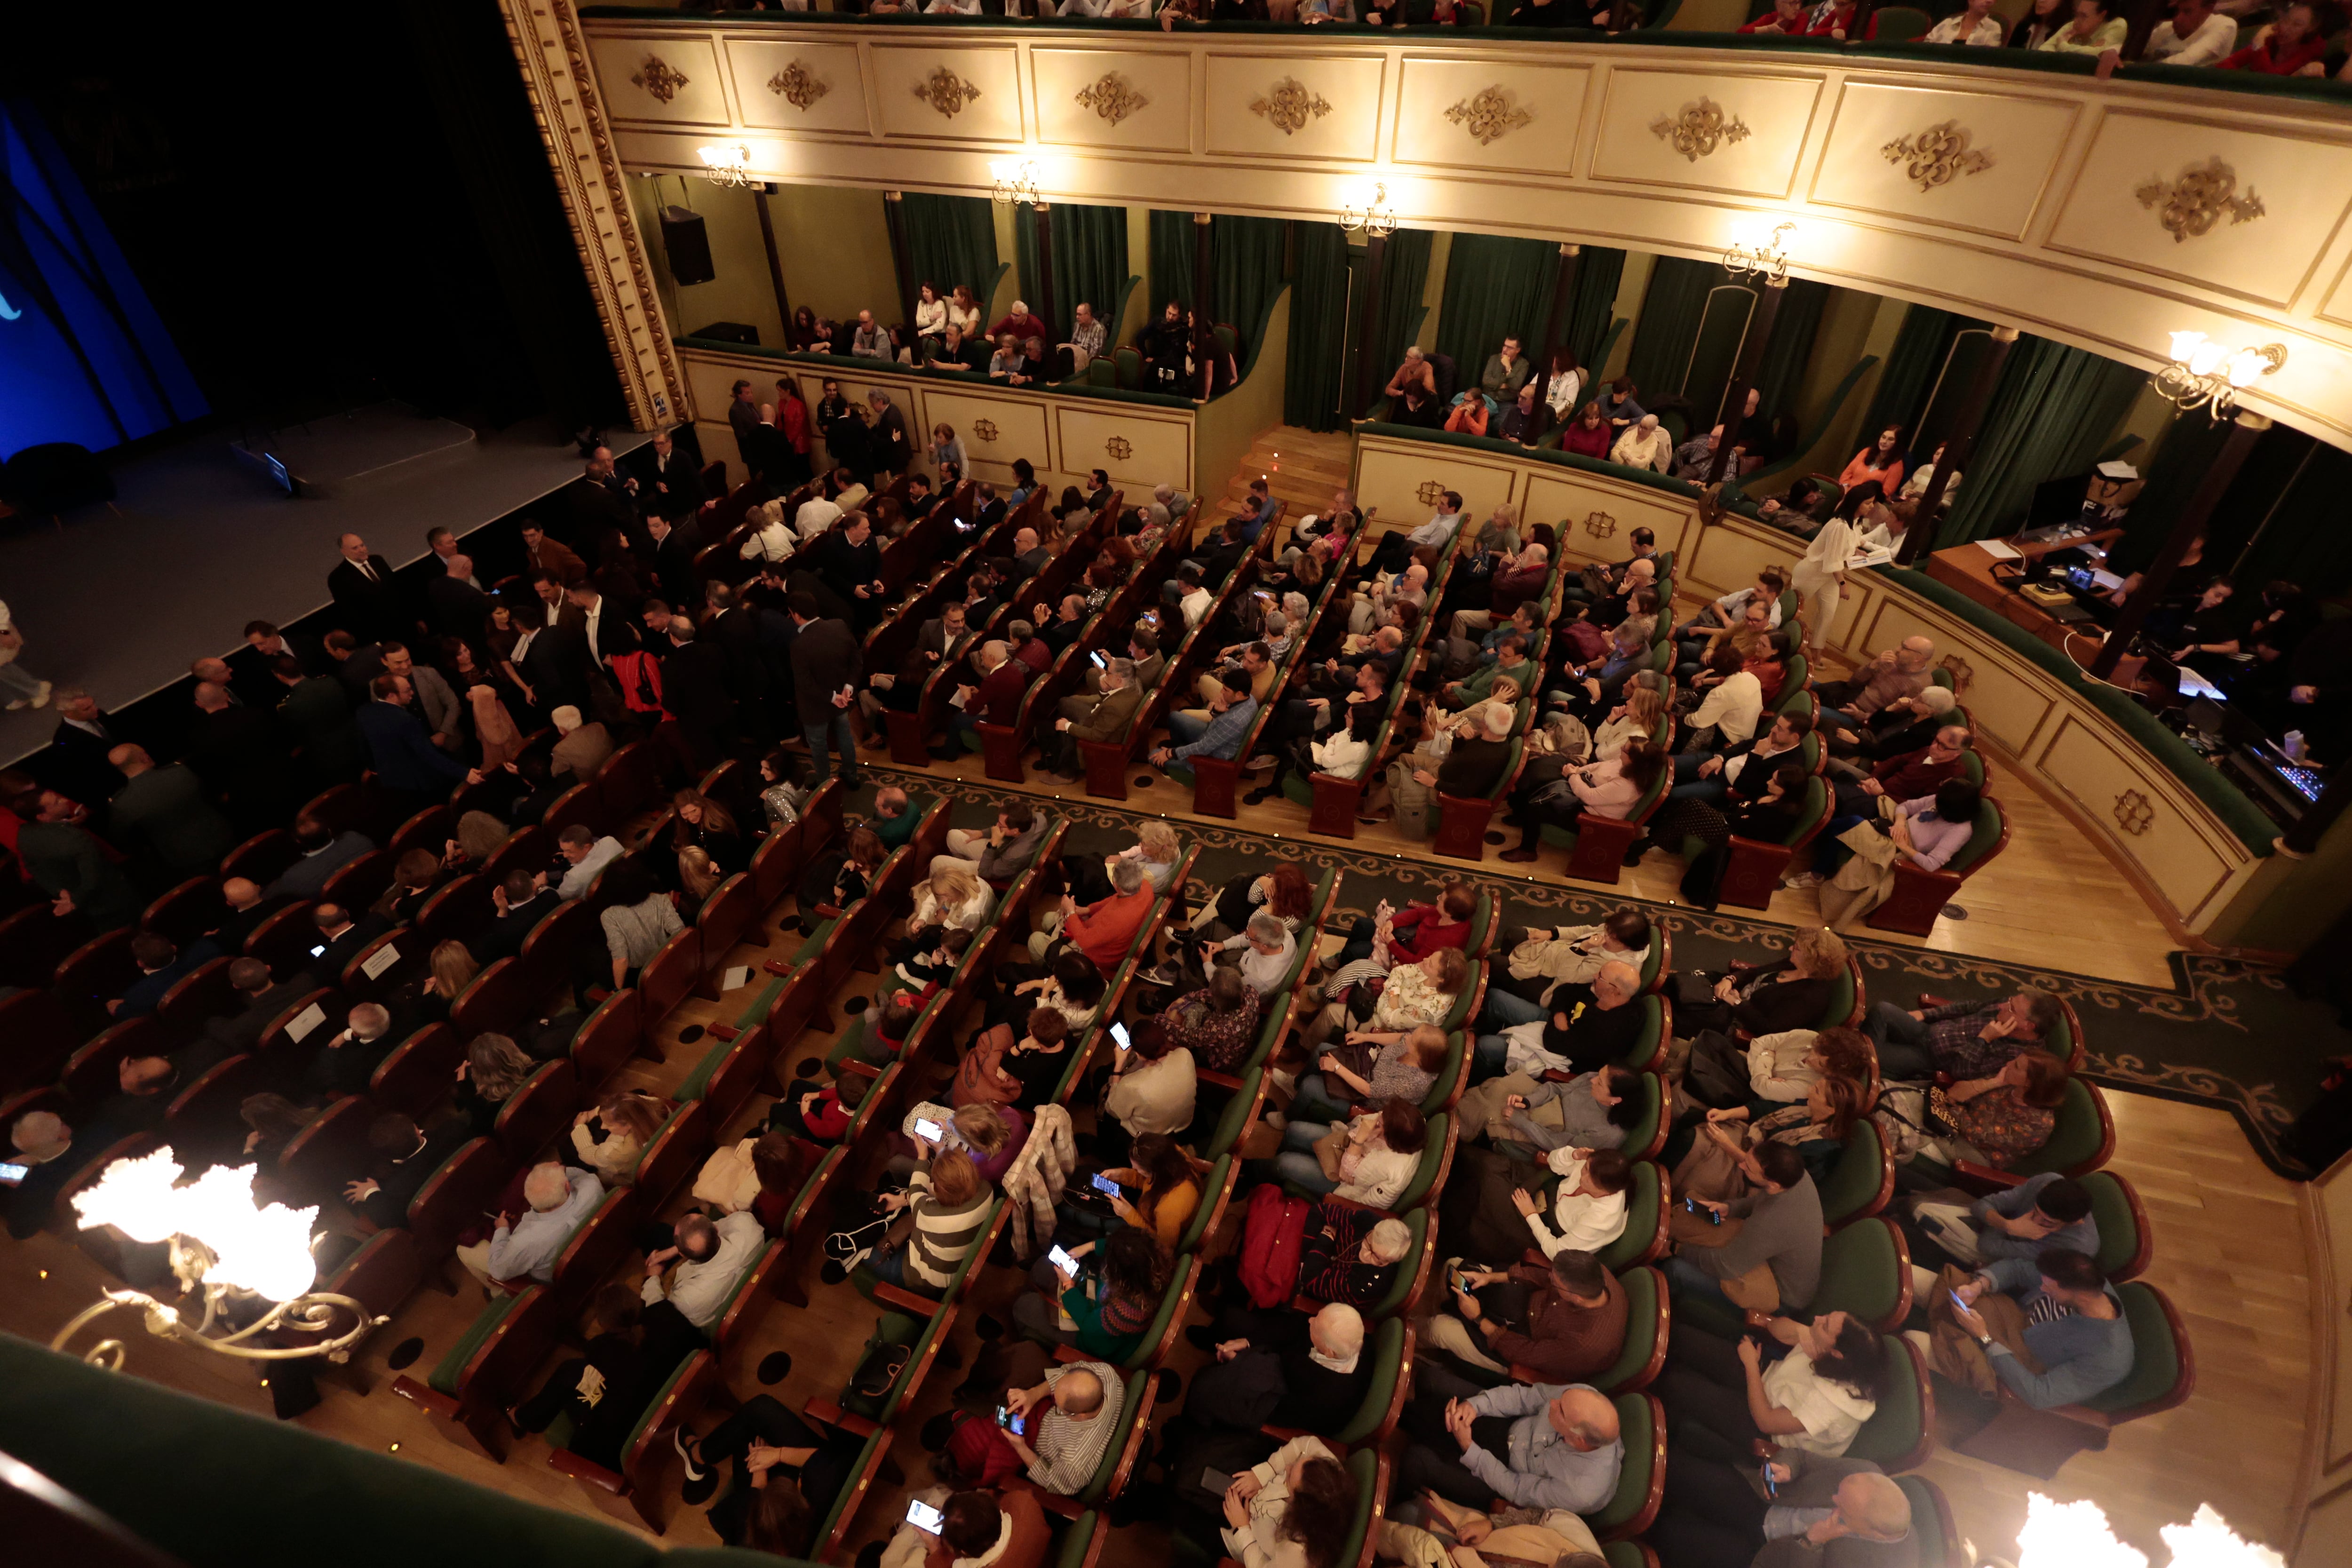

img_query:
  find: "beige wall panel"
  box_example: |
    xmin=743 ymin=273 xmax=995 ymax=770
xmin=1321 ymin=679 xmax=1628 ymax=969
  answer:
xmin=724 ymin=40 xmax=871 ymax=136
xmin=872 ymin=46 xmax=1025 ymax=143
xmin=1032 ymin=48 xmax=1192 ymax=155
xmin=1684 ymin=517 xmax=1801 ymax=601
xmin=1052 ymin=407 xmax=1193 ymax=491
xmin=918 ymin=389 xmax=1056 ymax=482
xmin=1390 ymin=58 xmax=1589 ymax=175
xmin=1588 ymin=68 xmax=1820 ymax=199
xmin=591 ymin=33 xmax=734 ymax=128
xmin=2036 ymin=713 xmax=2235 ymax=919
xmin=1810 ymin=80 xmax=2077 ymax=242
xmin=1204 ymin=53 xmax=1385 ymax=162
xmin=2045 ymin=111 xmax=2352 ymax=310
xmin=1847 ymin=591 xmax=2056 ymax=757
xmin=1518 ymin=471 xmax=1696 ymax=571
xmin=1353 ymin=438 xmax=1518 ymax=533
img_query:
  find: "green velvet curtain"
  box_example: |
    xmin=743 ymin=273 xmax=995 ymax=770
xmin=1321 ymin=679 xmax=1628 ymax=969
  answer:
xmin=1285 ymin=221 xmax=1351 ymax=432
xmin=1623 ymin=257 xmax=1732 ymax=399
xmin=1859 ymin=305 xmax=1981 ymax=448
xmin=1752 ymin=278 xmax=1829 ymax=422
xmin=900 ymin=193 xmax=999 ymax=305
xmin=2220 ymin=436 xmax=2352 ymax=592
xmin=1370 ymin=228 xmax=1437 ymax=391
xmin=1149 ymin=210 xmax=1198 ymax=312
xmin=1561 ymin=246 xmax=1625 ymax=370
xmin=1012 ymin=202 xmax=1128 ymax=341
xmin=1937 ymin=335 xmax=2150 ymax=547
xmin=1432 ymin=233 xmax=1557 ymax=385
xmin=1213 ymin=215 xmax=1290 ymax=350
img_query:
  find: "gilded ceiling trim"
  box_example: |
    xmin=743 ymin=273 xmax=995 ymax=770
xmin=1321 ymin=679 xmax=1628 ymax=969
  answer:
xmin=1881 ymin=121 xmax=1993 ymax=193
xmin=630 ymin=54 xmax=690 ymax=103
xmin=768 ymin=60 xmax=830 ymax=111
xmin=914 ymin=67 xmax=983 ymax=118
xmin=1075 ymin=72 xmax=1148 ymax=127
xmin=1445 ymin=87 xmax=1534 ymax=148
xmin=2135 ymin=157 xmax=2265 ymax=244
xmin=1251 ymin=78 xmax=1334 ymax=136
xmin=1650 ymin=98 xmax=1750 ymax=163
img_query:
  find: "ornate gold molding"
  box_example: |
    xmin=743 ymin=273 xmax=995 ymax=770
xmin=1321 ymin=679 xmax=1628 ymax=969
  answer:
xmin=914 ymin=67 xmax=982 ymax=119
xmin=1444 ymin=87 xmax=1533 ymax=148
xmin=1414 ymin=479 xmax=1448 ymax=506
xmin=971 ymin=419 xmax=1001 ymax=444
xmin=1582 ymin=510 xmax=1618 ymax=540
xmin=1075 ymin=72 xmax=1148 ymax=127
xmin=1881 ymin=122 xmax=1993 ymax=193
xmin=499 ymin=0 xmax=687 ymax=432
xmin=2113 ymin=789 xmax=2154 ymax=836
xmin=1936 ymin=654 xmax=1974 ymax=694
xmin=630 ymin=54 xmax=690 ymax=103
xmin=767 ymin=60 xmax=829 ymax=111
xmin=2135 ymin=158 xmax=2265 ymax=243
xmin=1105 ymin=435 xmax=1134 ymax=462
xmin=1250 ymin=78 xmax=1333 ymax=136
xmin=1650 ymin=99 xmax=1749 ymax=163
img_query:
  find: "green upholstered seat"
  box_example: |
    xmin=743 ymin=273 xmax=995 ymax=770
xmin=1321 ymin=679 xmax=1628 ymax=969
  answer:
xmin=1590 ymin=1265 xmax=1661 ymax=1394
xmin=840 ymin=1308 xmax=930 ymax=1421
xmin=793 ymin=916 xmax=838 ymax=966
xmin=427 ymin=1291 xmax=520 ymax=1396
xmin=1440 ymin=964 xmax=1485 ymax=1032
xmin=1280 ymin=772 xmax=1316 ymax=809
xmin=1814 ymin=1218 xmax=1906 ymax=1328
xmin=1624 ymin=997 xmax=1664 ymax=1072
xmin=1335 ymin=1448 xmax=1382 ymax=1568
xmin=1203 ymin=1069 xmax=1263 ymax=1158
xmin=1846 ymin=1336 xmax=1927 ymax=1469
xmin=1074 ymin=1368 xmax=1152 ymax=1503
xmin=1590 ymin=1392 xmax=1656 ymax=1535
xmin=2010 ymin=1079 xmax=2105 ymax=1178
xmin=1467 ymin=891 xmax=1494 ymax=955
xmin=671 ymin=1029 xmax=735 ymax=1103
xmin=1107 ymin=1252 xmax=1195 ymax=1371
xmin=1596 ymin=1161 xmax=1661 ymax=1273
xmin=616 ymin=1348 xmax=704 ymax=1462
xmin=1615 ymin=1072 xmax=1663 ymax=1161
xmin=1605 ymin=1545 xmax=1647 ymax=1568
xmin=1816 ymin=1120 xmax=1889 ymax=1228
xmin=1818 ymin=963 xmax=1857 ymax=1029
xmin=2078 ymin=1283 xmax=2181 ymax=1415
xmin=824 ymin=1015 xmax=871 ymax=1072
xmin=1088 ymin=359 xmax=1117 ymax=388
xmin=1114 ymin=346 xmax=1143 ymax=390
xmin=815 ymin=1428 xmax=889 ymax=1545
xmin=1419 ymin=1033 xmax=1467 ymax=1116
xmin=1177 ymin=1156 xmax=1231 ymax=1254
xmin=1056 ymin=1513 xmax=1103 ymax=1568
xmin=2083 ymin=1172 xmax=2140 ymax=1277
xmin=1331 ymin=1315 xmax=1409 ymax=1446
xmin=1392 ymin=1114 xmax=1451 ymax=1210
xmin=1899 ymin=1479 xmax=1949 ymax=1568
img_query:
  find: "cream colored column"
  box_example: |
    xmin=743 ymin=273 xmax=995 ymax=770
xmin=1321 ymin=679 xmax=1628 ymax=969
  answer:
xmin=495 ymin=0 xmax=691 ymax=430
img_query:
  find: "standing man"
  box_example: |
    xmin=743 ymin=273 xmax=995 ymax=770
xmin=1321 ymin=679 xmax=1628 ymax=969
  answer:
xmin=726 ymin=379 xmax=763 ymax=480
xmin=646 ymin=429 xmax=707 ymax=518
xmin=328 ymin=532 xmax=405 ymax=644
xmin=787 ymin=591 xmax=863 ymax=788
xmin=105 ymin=744 xmax=234 ymax=879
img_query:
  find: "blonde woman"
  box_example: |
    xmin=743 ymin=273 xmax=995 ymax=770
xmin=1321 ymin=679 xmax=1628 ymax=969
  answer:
xmin=678 ymin=845 xmax=724 ymax=907
xmin=1702 ymin=925 xmax=1850 ymax=1036
xmin=910 ymin=860 xmax=994 ymax=935
xmin=425 ymin=939 xmax=477 ymax=1006
xmin=571 ymin=1090 xmax=667 ymax=1185
xmin=1594 ymin=684 xmax=1667 ymax=761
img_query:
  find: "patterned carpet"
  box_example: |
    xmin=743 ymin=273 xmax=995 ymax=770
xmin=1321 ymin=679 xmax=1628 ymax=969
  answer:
xmin=858 ymin=770 xmax=2343 ymax=1179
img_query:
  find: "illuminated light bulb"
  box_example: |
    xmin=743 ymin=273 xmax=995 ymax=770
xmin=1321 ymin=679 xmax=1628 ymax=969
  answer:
xmin=2169 ymin=330 xmax=2209 ymax=364
xmin=2188 ymin=340 xmax=2227 ymax=377
xmin=2162 ymin=1506 xmax=2284 ymax=1568
xmin=2017 ymin=1496 xmax=2145 ymax=1568
xmin=2225 ymin=350 xmax=2266 ymax=388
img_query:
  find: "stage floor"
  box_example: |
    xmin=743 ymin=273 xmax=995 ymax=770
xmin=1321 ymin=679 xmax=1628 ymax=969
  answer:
xmin=0 ymin=404 xmax=646 ymax=767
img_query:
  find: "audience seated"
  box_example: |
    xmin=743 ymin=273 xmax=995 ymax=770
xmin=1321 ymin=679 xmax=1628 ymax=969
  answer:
xmin=1662 ymin=1141 xmax=1824 ymax=1313
xmin=1429 ymin=1248 xmax=1630 ymax=1384
xmin=457 ymin=1160 xmax=604 ymax=1287
xmin=1931 ymin=1249 xmax=2135 ymax=1416
xmin=1399 ymin=1371 xmax=1624 ymax=1512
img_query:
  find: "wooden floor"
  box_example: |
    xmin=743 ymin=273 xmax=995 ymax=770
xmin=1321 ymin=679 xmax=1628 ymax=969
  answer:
xmin=0 ymin=426 xmax=2292 ymax=1561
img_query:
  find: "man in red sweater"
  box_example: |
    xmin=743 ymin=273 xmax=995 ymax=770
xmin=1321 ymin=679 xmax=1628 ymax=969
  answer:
xmin=1324 ymin=879 xmax=1478 ymax=971
xmin=1036 ymin=857 xmax=1155 ymax=973
xmin=950 ymin=640 xmax=1033 ymax=752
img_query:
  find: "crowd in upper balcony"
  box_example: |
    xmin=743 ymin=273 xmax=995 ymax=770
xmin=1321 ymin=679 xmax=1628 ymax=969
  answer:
xmin=682 ymin=0 xmax=2352 ymax=75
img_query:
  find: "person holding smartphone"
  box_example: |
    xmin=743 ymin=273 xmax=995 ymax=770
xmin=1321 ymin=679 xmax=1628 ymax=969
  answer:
xmin=884 ymin=1488 xmax=1053 ymax=1568
xmin=1655 ymin=1310 xmax=1885 ymax=1462
xmin=1010 ymin=1228 xmax=1171 ymax=1361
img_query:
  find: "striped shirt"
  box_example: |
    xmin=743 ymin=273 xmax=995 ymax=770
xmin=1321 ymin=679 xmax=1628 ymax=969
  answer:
xmin=905 ymin=1168 xmax=992 ymax=1291
xmin=1028 ymin=1360 xmax=1126 ymax=1494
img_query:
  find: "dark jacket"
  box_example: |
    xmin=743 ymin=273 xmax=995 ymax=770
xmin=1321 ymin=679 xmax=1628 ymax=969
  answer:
xmin=187 ymin=703 xmax=298 ymax=821
xmin=519 ymin=624 xmax=596 ymax=717
xmin=329 ymin=554 xmax=407 ymax=642
xmin=476 ymin=890 xmax=560 ymax=966
xmin=108 ymin=764 xmax=235 ymax=877
xmin=266 ymin=829 xmax=376 ymax=900
xmin=1438 ymin=736 xmax=1514 ymax=798
xmin=788 ymin=616 xmax=862 ymax=708
xmin=357 ymin=701 xmax=466 ymax=796
xmin=276 ymin=676 xmax=368 ymax=783
xmin=1732 ymin=971 xmax=1836 ymax=1037
xmin=357 ymin=1115 xmax=474 ymax=1230
xmin=200 ymin=981 xmax=308 ymax=1056
xmin=1750 ymin=1456 xmax=1919 ymax=1568
xmin=17 ymin=820 xmax=140 ymax=931
xmin=46 ymin=714 xmax=127 ymax=808
xmin=427 ymin=574 xmax=496 ymax=643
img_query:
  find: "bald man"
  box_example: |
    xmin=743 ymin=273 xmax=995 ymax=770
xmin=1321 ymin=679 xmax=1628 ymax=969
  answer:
xmin=1651 ymin=1452 xmax=1915 ymax=1568
xmin=186 ymin=678 xmax=296 ymax=833
xmin=327 ymin=530 xmax=405 ymax=643
xmin=1817 ymin=635 xmax=1937 ymax=727
xmin=106 ymin=743 xmax=233 ymax=876
xmin=1400 ymin=1365 xmax=1624 ymax=1512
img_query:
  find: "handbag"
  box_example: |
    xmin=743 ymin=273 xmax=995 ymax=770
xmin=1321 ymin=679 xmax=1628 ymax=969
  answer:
xmin=951 ymin=1022 xmax=1022 ymax=1109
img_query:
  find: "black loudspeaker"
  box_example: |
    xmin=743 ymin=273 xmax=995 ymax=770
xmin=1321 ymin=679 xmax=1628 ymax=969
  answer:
xmin=660 ymin=206 xmax=715 ymax=286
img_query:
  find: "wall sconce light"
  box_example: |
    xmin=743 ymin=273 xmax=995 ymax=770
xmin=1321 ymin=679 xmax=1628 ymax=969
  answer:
xmin=1723 ymin=221 xmax=1795 ymax=286
xmin=54 ymin=1149 xmax=384 ymax=1372
xmin=993 ymin=160 xmax=1043 ymax=206
xmin=697 ymin=143 xmax=755 ymax=188
xmin=1341 ymin=182 xmax=1397 ymax=239
xmin=2158 ymin=330 xmax=2285 ymax=419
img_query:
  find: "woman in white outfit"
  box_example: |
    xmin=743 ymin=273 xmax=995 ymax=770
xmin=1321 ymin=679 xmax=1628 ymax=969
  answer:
xmin=1790 ymin=511 xmax=1858 ymax=657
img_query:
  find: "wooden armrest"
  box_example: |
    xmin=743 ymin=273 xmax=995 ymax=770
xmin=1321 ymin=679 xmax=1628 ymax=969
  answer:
xmin=868 ymin=1280 xmax=948 ymax=1318
xmin=1001 ymin=1473 xmax=1090 ymax=1520
xmin=546 ymin=1448 xmax=626 ymax=1492
xmin=841 ymin=1059 xmax=883 ymax=1080
xmin=706 ymin=1022 xmax=741 ymax=1043
xmin=1948 ymin=1161 xmax=2023 ymax=1193
xmin=1050 ymin=1344 xmax=1084 ymax=1365
xmin=1196 ymin=1069 xmax=1244 ymax=1091
xmin=389 ymin=1375 xmax=459 ymax=1419
xmin=1520 ymin=1248 xmax=1549 ymax=1268
xmin=1317 ymin=1194 xmax=1377 ymax=1217
xmin=802 ymin=1397 xmax=881 ymax=1439
xmin=1258 ymin=1424 xmax=1311 ymax=1446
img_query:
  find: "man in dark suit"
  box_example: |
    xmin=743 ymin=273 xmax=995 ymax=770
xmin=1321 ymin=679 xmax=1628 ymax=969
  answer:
xmin=646 ymin=429 xmax=707 ymax=519
xmin=565 ymin=582 xmax=640 ymax=669
xmin=232 ymin=621 xmax=324 ymax=708
xmin=305 ymin=904 xmax=392 ymax=993
xmin=302 ymin=999 xmax=399 ymax=1097
xmin=655 ymin=617 xmax=735 ymax=771
xmin=356 ymin=675 xmax=469 ymax=801
xmin=521 ymin=525 xmax=588 ymax=589
xmin=1041 ymin=658 xmax=1143 ymax=780
xmin=1652 ymin=1452 xmax=1917 ymax=1568
xmin=700 ymin=583 xmax=772 ymax=738
xmin=197 ymin=958 xmax=304 ymax=1056
xmin=189 ymin=878 xmax=290 ymax=963
xmin=644 ymin=515 xmax=705 ymax=608
xmin=476 ymin=870 xmax=559 ymax=966
xmin=566 ymin=448 xmax=644 ymax=560
xmin=269 ymin=655 xmax=367 ymax=787
xmin=348 ymin=1108 xmax=474 ymax=1230
xmin=186 ymin=681 xmax=296 ymax=834
xmin=787 ymin=591 xmax=862 ymax=788
xmin=426 ymin=555 xmax=495 ymax=641
xmin=45 ymin=687 xmax=127 ymax=808
xmin=106 ymin=744 xmax=234 ymax=880
xmin=810 ymin=513 xmax=887 ymax=630
xmin=514 ymin=621 xmax=594 ymax=723
xmin=724 ymin=380 xmax=763 ymax=481
xmin=328 ymin=533 xmax=408 ymax=644
xmin=971 ymin=482 xmax=1007 ymax=535
xmin=110 ymin=933 xmax=196 ymax=1021
xmin=265 ymin=816 xmax=378 ymax=901
xmin=18 ymin=790 xmax=141 ymax=931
